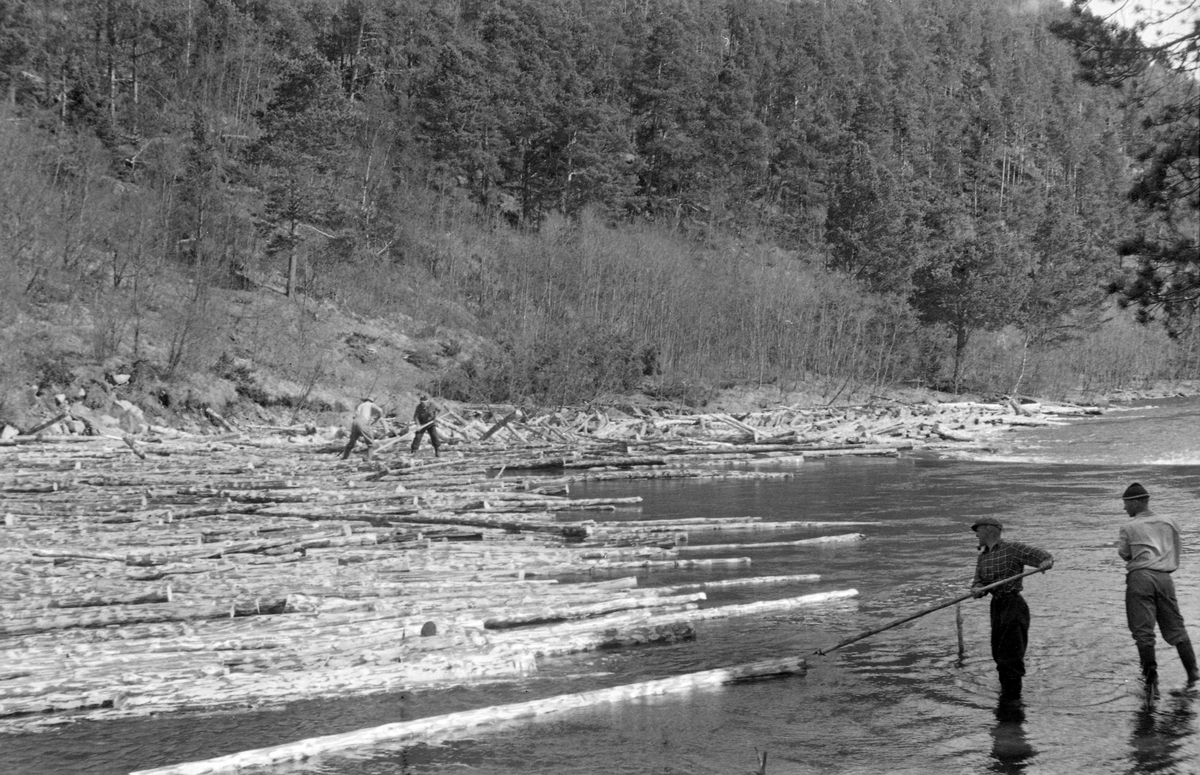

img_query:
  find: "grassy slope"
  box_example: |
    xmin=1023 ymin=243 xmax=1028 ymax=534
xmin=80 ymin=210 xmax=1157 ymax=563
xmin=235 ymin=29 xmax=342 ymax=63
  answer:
xmin=0 ymin=279 xmax=463 ymax=433
xmin=3 ymin=259 xmax=1194 ymax=436
xmin=0 ymin=276 xmax=917 ymax=435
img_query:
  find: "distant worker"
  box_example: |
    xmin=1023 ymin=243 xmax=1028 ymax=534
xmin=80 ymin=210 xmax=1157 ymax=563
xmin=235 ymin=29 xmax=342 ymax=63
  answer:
xmin=341 ymin=398 xmax=388 ymax=460
xmin=1118 ymin=482 xmax=1199 ymax=695
xmin=970 ymin=516 xmax=1054 ymax=702
xmin=411 ymin=394 xmax=441 ymax=456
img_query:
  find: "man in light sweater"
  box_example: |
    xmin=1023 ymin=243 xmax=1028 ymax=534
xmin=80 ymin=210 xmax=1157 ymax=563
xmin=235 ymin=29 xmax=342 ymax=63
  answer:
xmin=341 ymin=398 xmax=388 ymax=460
xmin=1119 ymin=482 xmax=1199 ymax=693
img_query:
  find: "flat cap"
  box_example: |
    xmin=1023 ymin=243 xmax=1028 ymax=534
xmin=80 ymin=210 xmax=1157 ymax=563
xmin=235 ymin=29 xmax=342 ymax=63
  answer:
xmin=971 ymin=516 xmax=1003 ymax=531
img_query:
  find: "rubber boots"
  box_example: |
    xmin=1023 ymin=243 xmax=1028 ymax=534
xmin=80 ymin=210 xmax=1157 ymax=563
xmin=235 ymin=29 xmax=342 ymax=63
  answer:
xmin=1138 ymin=643 xmax=1159 ymax=688
xmin=999 ymin=676 xmax=1022 ymax=701
xmin=1177 ymin=637 xmax=1200 ymax=686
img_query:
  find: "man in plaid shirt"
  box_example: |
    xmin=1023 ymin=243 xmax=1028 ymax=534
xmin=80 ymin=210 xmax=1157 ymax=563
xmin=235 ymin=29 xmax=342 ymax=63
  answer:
xmin=971 ymin=516 xmax=1054 ymax=702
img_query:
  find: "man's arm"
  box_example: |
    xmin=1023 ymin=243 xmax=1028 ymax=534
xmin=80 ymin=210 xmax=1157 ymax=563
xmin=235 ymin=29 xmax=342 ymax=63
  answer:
xmin=1014 ymin=542 xmax=1054 ymax=572
xmin=1117 ymin=525 xmax=1132 ymax=561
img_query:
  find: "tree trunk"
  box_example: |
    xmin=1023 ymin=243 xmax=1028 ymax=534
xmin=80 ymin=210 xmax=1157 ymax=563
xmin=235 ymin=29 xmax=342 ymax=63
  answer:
xmin=952 ymin=323 xmax=969 ymax=393
xmin=286 ymin=217 xmax=298 ymax=297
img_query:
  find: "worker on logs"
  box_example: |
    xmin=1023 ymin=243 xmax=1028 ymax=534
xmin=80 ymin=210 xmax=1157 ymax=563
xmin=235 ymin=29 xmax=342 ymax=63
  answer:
xmin=411 ymin=394 xmax=441 ymax=457
xmin=341 ymin=397 xmax=389 ymax=460
xmin=970 ymin=516 xmax=1054 ymax=703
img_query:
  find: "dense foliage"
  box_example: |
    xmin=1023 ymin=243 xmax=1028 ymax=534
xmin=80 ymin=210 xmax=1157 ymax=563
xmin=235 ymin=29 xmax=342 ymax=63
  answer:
xmin=0 ymin=0 xmax=1193 ymax=405
xmin=1052 ymin=0 xmax=1199 ymax=347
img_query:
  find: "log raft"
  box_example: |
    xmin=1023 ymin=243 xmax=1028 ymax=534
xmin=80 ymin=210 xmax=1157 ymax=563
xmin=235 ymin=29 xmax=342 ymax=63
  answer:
xmin=0 ymin=396 xmax=1099 ymax=736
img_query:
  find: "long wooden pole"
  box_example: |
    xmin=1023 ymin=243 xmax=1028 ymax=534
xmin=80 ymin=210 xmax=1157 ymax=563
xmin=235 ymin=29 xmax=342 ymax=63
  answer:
xmin=814 ymin=566 xmax=1050 ymax=656
xmin=372 ymin=420 xmax=435 ymax=454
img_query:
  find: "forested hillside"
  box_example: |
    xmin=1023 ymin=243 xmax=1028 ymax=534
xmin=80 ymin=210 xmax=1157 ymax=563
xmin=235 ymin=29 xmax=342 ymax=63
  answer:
xmin=1 ymin=0 xmax=1196 ymax=422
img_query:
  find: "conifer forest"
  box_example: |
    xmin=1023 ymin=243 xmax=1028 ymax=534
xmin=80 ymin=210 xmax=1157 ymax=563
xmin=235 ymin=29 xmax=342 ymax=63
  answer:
xmin=0 ymin=0 xmax=1196 ymax=408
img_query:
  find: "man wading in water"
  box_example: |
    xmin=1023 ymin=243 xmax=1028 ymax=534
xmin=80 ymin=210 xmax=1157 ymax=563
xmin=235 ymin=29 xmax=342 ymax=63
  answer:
xmin=971 ymin=516 xmax=1054 ymax=702
xmin=1118 ymin=482 xmax=1200 ymax=697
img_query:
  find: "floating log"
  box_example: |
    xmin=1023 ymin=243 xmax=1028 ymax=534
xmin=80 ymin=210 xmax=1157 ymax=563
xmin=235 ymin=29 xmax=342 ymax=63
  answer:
xmin=0 ymin=597 xmax=290 ymax=637
xmin=479 ymin=591 xmax=707 ymax=629
xmin=0 ymin=394 xmax=1104 ymax=732
xmin=674 ymin=533 xmax=866 ymax=553
xmin=660 ymin=573 xmax=821 ymax=592
xmin=128 ymin=655 xmax=810 ymax=775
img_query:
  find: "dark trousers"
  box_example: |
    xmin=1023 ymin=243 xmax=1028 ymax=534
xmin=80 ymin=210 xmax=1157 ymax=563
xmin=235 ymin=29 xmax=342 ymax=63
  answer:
xmin=341 ymin=420 xmax=375 ymax=459
xmin=1126 ymin=568 xmax=1189 ymax=648
xmin=411 ymin=424 xmax=440 ymax=453
xmin=991 ymin=594 xmax=1030 ymax=687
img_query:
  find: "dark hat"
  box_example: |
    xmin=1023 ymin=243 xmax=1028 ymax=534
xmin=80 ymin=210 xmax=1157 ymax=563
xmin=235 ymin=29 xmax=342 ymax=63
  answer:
xmin=419 ymin=394 xmax=429 ymax=401
xmin=971 ymin=516 xmax=1003 ymax=531
xmin=1122 ymin=482 xmax=1150 ymax=500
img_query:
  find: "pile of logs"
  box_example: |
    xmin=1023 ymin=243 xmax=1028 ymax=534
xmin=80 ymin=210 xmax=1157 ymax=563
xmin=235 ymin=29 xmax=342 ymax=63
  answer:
xmin=0 ymin=397 xmax=1099 ymax=739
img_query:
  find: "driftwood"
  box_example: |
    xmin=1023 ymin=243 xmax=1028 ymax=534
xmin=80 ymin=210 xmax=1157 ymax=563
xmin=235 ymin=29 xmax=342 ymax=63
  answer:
xmin=0 ymin=395 xmax=1103 ymax=737
xmin=21 ymin=413 xmax=69 ymax=436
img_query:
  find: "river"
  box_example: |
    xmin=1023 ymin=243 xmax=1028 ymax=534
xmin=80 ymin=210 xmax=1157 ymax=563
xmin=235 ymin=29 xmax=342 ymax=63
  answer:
xmin=6 ymin=397 xmax=1200 ymax=775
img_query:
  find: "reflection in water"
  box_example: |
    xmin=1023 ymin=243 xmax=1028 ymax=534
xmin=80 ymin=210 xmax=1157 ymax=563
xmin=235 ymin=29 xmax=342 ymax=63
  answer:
xmin=990 ymin=698 xmax=1036 ymax=774
xmin=1129 ymin=693 xmax=1198 ymax=774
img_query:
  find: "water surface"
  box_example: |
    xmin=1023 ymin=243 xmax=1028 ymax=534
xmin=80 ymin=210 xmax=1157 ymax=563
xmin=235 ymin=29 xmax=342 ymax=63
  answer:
xmin=5 ymin=398 xmax=1199 ymax=774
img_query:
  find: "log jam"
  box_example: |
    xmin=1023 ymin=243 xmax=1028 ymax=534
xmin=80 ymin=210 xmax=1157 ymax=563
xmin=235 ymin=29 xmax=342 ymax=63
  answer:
xmin=0 ymin=396 xmax=1098 ymax=745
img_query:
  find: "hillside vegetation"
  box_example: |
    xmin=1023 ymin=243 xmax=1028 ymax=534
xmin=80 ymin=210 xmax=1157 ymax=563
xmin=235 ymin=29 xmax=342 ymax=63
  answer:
xmin=1 ymin=0 xmax=1196 ymax=431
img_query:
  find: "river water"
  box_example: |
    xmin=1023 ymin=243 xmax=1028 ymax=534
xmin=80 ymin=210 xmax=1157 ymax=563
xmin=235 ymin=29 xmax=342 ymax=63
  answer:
xmin=6 ymin=398 xmax=1200 ymax=775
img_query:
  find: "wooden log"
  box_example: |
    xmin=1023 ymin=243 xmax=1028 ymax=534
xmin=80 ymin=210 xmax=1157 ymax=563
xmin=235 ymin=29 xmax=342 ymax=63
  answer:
xmin=713 ymin=413 xmax=759 ymax=439
xmin=582 ymin=518 xmax=882 ymax=532
xmin=593 ymin=557 xmax=753 ymax=570
xmin=933 ymin=425 xmax=975 ymax=442
xmin=479 ymin=410 xmax=524 ymax=442
xmin=561 ymin=455 xmax=667 ymax=469
xmin=203 ymin=407 xmax=235 ymax=433
xmin=0 ymin=393 xmax=1084 ymax=733
xmin=659 ymin=574 xmax=821 ymax=592
xmin=128 ymin=655 xmax=809 ymax=775
xmin=674 ymin=533 xmax=866 ymax=553
xmin=20 ymin=588 xmax=171 ymax=611
xmin=123 ymin=435 xmax=147 ymax=460
xmin=800 ymin=445 xmax=907 ymax=458
xmin=0 ymin=597 xmax=289 ymax=636
xmin=479 ymin=592 xmax=707 ymax=629
xmin=21 ymin=413 xmax=69 ymax=436
xmin=688 ymin=588 xmax=857 ymax=620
